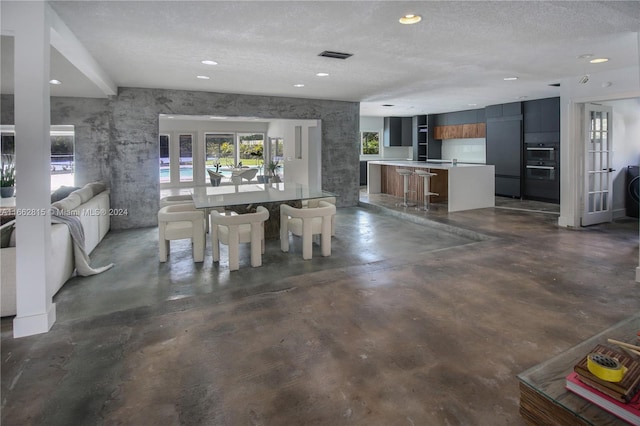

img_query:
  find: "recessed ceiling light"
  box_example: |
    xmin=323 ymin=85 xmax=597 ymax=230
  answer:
xmin=503 ymin=77 xmax=519 ymax=81
xmin=49 ymin=79 xmax=62 ymax=85
xmin=590 ymin=58 xmax=609 ymax=64
xmin=196 ymin=75 xmax=210 ymax=80
xmin=293 ymin=83 xmax=305 ymax=87
xmin=316 ymin=72 xmax=329 ymax=77
xmin=201 ymin=60 xmax=218 ymax=65
xmin=399 ymin=14 xmax=422 ymax=24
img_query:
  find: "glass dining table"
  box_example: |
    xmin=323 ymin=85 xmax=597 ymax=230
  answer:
xmin=191 ymin=182 xmax=338 ymax=239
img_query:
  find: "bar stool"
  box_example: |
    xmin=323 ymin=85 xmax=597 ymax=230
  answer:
xmin=414 ymin=170 xmax=438 ymax=211
xmin=396 ymin=169 xmax=416 ymax=207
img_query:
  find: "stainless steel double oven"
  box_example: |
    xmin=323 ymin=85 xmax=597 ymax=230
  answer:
xmin=523 ymin=134 xmax=560 ymax=202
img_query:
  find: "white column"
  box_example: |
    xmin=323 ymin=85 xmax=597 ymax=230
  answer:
xmin=12 ymin=1 xmax=55 ymax=337
xmin=558 ymin=98 xmax=582 ymax=229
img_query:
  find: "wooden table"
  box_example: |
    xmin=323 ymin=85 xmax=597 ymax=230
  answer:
xmin=517 ymin=314 xmax=639 ymax=425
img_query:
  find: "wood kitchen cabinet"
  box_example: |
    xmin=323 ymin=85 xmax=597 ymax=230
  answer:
xmin=434 ymin=125 xmax=462 ymax=139
xmin=434 ymin=123 xmax=485 ymax=140
xmin=462 ymin=123 xmax=486 ymax=138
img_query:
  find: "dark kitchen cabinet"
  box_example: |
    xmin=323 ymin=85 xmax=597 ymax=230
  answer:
xmin=384 ymin=117 xmax=412 ymax=146
xmin=486 ymin=119 xmax=522 ymax=177
xmin=360 ymin=161 xmax=368 ymax=186
xmin=523 ymin=97 xmax=560 ymax=133
xmin=523 ymin=97 xmax=560 ymax=203
xmin=485 ymin=102 xmax=523 ymax=198
xmin=485 ymin=102 xmax=522 ymax=119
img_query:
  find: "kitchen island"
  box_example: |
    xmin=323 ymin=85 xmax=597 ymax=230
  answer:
xmin=367 ymin=160 xmax=495 ymax=212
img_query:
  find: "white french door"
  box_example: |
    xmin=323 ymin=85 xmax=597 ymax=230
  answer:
xmin=582 ymin=104 xmax=613 ymax=226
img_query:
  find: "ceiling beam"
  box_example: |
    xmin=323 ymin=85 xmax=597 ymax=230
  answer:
xmin=47 ymin=3 xmax=117 ymax=97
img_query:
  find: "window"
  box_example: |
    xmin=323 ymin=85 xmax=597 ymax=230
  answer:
xmin=159 ymin=135 xmax=169 ymax=166
xmin=238 ymin=133 xmax=264 ymax=168
xmin=205 ymin=133 xmax=235 ymax=167
xmin=361 ymin=131 xmax=380 ymax=155
xmin=270 ymin=137 xmax=284 ymax=162
xmin=50 ymin=127 xmax=75 ymax=189
xmin=1 ymin=125 xmax=75 ymax=190
xmin=178 ymin=134 xmax=193 ymax=182
xmin=159 ymin=134 xmax=169 ymax=183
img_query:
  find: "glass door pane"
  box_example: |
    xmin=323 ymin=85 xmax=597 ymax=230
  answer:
xmin=179 ymin=134 xmax=193 ymax=183
xmin=159 ymin=134 xmax=169 ymax=183
xmin=582 ymin=104 xmax=613 ymax=226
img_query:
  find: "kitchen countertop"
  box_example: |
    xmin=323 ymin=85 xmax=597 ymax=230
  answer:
xmin=367 ymin=160 xmax=489 ymax=170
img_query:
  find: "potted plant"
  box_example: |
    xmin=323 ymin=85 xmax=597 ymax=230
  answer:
xmin=267 ymin=160 xmax=281 ymax=183
xmin=207 ymin=162 xmax=224 ymax=187
xmin=256 ymin=161 xmax=268 ymax=183
xmin=1 ymin=155 xmax=15 ymax=198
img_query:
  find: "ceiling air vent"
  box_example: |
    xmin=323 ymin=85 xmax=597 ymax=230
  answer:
xmin=548 ymin=83 xmax=561 ymax=87
xmin=318 ymin=50 xmax=353 ymax=60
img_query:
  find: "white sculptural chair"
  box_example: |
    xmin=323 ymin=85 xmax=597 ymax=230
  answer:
xmin=231 ymin=168 xmax=258 ymax=184
xmin=239 ymin=168 xmax=258 ymax=183
xmin=160 ymin=194 xmax=212 ymax=233
xmin=280 ymin=201 xmax=336 ymax=260
xmin=158 ymin=203 xmax=205 ymax=262
xmin=211 ymin=206 xmax=269 ymax=271
xmin=304 ymin=196 xmax=337 ymax=236
xmin=160 ymin=194 xmax=192 ymax=208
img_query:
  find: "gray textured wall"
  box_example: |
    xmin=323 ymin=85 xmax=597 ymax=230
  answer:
xmin=1 ymin=89 xmax=360 ymax=229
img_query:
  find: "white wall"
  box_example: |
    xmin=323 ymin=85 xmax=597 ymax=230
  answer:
xmin=266 ymin=119 xmax=321 ymax=187
xmin=602 ymin=98 xmax=640 ymax=216
xmin=360 ymin=116 xmax=412 ymax=160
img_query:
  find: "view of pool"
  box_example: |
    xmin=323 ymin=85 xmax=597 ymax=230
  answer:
xmin=159 ymin=167 xmax=233 ymax=181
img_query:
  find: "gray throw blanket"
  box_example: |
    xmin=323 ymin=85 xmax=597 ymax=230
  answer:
xmin=51 ymin=208 xmax=113 ymax=276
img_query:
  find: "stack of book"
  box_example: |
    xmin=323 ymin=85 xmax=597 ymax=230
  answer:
xmin=565 ymin=344 xmax=640 ymax=424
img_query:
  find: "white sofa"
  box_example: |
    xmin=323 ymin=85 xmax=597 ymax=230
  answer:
xmin=0 ymin=182 xmax=110 ymax=317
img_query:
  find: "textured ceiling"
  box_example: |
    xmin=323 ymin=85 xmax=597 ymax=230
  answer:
xmin=2 ymin=1 xmax=639 ymax=116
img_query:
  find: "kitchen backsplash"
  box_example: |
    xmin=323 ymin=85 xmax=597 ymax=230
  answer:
xmin=441 ymin=138 xmax=486 ymax=163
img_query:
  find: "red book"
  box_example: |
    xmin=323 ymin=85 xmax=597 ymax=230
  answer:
xmin=566 ymin=371 xmax=640 ymax=425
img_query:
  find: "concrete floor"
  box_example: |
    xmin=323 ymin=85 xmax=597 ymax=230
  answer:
xmin=1 ymin=194 xmax=639 ymax=425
